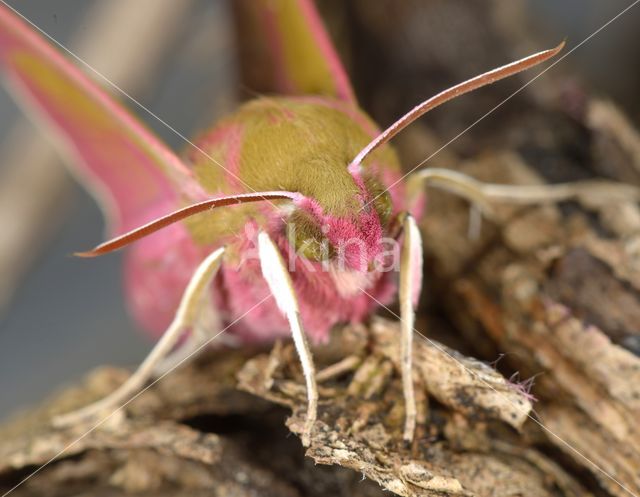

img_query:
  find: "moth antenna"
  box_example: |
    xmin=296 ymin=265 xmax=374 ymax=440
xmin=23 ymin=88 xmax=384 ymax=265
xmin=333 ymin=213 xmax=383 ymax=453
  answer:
xmin=75 ymin=191 xmax=301 ymax=257
xmin=349 ymin=41 xmax=565 ymax=171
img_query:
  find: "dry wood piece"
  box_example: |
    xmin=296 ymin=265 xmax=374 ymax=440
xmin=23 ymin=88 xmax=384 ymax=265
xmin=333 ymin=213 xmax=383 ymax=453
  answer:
xmin=238 ymin=318 xmax=586 ymax=497
xmin=0 ymin=348 xmax=381 ymax=497
xmin=416 ymin=114 xmax=640 ymax=497
xmin=1 ymin=318 xmax=587 ymax=497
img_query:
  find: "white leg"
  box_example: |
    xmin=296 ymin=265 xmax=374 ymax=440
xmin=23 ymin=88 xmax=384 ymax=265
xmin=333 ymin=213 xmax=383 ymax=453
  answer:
xmin=399 ymin=214 xmax=423 ymax=442
xmin=407 ymin=168 xmax=640 ymax=218
xmin=153 ymin=298 xmax=221 ymax=376
xmin=152 ymin=327 xmax=208 ymax=376
xmin=258 ymin=231 xmax=318 ymax=447
xmin=53 ymin=246 xmax=226 ymax=427
xmin=467 ymin=203 xmax=483 ymax=240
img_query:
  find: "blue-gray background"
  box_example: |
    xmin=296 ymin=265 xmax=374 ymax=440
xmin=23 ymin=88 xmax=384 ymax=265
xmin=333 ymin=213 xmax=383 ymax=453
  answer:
xmin=0 ymin=0 xmax=638 ymax=421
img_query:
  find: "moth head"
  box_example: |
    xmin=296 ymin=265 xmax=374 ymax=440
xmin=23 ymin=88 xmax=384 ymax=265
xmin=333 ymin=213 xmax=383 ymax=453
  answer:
xmin=292 ymin=194 xmax=387 ymax=272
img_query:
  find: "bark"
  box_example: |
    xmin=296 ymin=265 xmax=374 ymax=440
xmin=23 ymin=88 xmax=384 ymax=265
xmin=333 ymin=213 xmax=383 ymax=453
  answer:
xmin=1 ymin=320 xmax=586 ymax=497
xmin=414 ymin=103 xmax=640 ymax=496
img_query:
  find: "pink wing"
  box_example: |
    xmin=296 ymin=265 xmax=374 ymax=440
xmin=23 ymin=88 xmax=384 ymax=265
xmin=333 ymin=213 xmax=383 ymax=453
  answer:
xmin=235 ymin=0 xmax=355 ymax=103
xmin=0 ymin=4 xmax=199 ymax=234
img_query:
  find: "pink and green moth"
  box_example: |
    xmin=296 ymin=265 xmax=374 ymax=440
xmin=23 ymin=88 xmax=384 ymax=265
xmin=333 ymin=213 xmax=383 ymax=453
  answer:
xmin=0 ymin=0 xmax=623 ymax=445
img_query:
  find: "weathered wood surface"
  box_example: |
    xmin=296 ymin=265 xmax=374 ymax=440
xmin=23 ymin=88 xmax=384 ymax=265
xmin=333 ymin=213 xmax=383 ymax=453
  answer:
xmin=1 ymin=319 xmax=587 ymax=496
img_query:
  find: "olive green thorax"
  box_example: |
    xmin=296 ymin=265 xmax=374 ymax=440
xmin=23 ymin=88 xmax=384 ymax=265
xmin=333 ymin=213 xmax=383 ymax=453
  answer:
xmin=187 ymin=97 xmax=401 ymax=246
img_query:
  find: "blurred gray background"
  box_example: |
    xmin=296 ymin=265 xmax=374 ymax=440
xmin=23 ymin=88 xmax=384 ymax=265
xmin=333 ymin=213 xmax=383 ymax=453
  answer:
xmin=0 ymin=0 xmax=638 ymax=421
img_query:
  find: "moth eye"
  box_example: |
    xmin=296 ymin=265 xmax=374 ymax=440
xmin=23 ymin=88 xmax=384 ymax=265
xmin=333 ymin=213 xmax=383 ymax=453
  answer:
xmin=286 ymin=211 xmax=333 ymax=262
xmin=373 ymin=189 xmax=392 ymax=226
xmin=365 ymin=176 xmax=392 ymax=226
xmin=293 ymin=232 xmax=328 ymax=261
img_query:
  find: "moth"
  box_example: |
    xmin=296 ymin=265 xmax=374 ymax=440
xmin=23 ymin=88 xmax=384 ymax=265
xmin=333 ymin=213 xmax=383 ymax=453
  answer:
xmin=0 ymin=0 xmax=635 ymax=445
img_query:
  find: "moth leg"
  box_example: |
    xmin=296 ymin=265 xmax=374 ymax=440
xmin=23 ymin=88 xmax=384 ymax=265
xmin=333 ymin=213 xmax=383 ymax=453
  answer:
xmin=153 ymin=296 xmax=222 ymax=376
xmin=467 ymin=203 xmax=483 ymax=240
xmin=407 ymin=168 xmax=640 ymax=220
xmin=316 ymin=355 xmax=361 ymax=383
xmin=258 ymin=231 xmax=318 ymax=447
xmin=399 ymin=214 xmax=423 ymax=442
xmin=53 ymin=246 xmax=226 ymax=427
